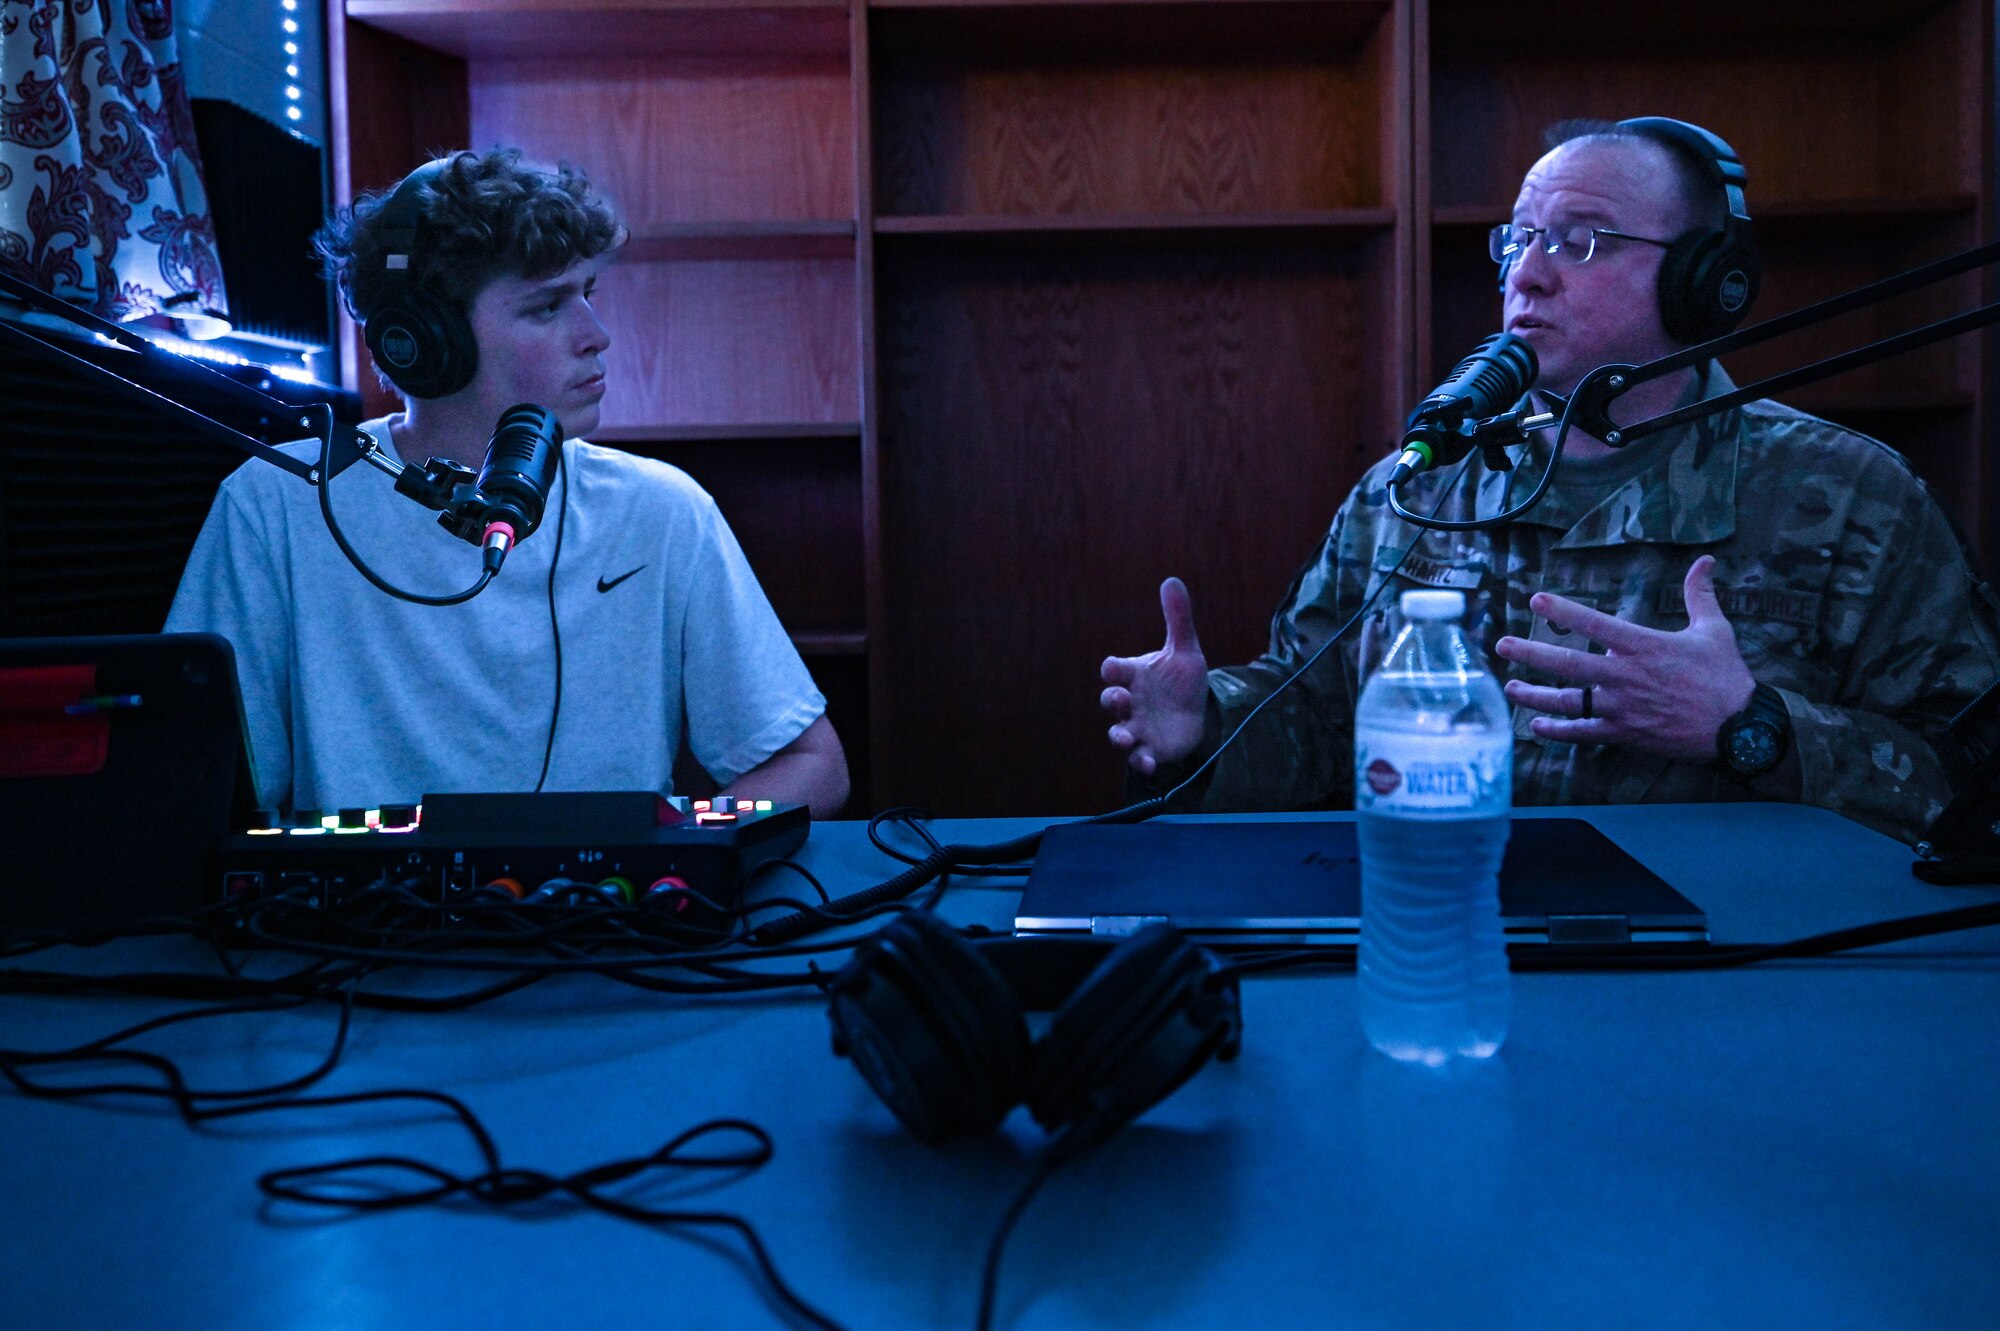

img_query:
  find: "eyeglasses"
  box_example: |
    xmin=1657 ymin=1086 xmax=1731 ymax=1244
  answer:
xmin=1490 ymin=221 xmax=1674 ymax=271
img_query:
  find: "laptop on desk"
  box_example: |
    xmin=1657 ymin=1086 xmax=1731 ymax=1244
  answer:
xmin=1015 ymin=818 xmax=1708 ymax=946
xmin=1 ymin=633 xmax=255 ymax=938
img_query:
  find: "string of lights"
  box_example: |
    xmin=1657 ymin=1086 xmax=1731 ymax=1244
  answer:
xmin=281 ymin=0 xmax=304 ymax=125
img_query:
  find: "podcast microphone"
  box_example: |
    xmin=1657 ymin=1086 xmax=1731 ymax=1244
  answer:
xmin=469 ymin=404 xmax=563 ymax=570
xmin=1389 ymin=333 xmax=1538 ymax=487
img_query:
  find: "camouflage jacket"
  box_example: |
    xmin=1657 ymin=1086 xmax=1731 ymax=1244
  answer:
xmin=1169 ymin=367 xmax=2000 ymax=844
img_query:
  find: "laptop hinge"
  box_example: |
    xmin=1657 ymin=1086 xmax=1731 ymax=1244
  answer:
xmin=1547 ymin=914 xmax=1631 ymax=945
xmin=1089 ymin=915 xmax=1170 ymax=938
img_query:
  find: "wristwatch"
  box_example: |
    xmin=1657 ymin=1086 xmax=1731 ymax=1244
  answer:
xmin=1717 ymin=682 xmax=1791 ymax=779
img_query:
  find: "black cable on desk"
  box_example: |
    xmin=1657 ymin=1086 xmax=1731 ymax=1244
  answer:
xmin=1514 ymin=896 xmax=2000 ymax=971
xmin=0 ymin=971 xmax=365 ymax=1114
xmin=867 ymin=807 xmax=1033 ymax=878
xmin=1218 ymin=896 xmax=2000 ymax=978
xmin=976 ymin=1141 xmax=1077 ymax=1331
xmin=1 ymin=954 xmax=846 ymax=1331
xmin=255 ymin=1105 xmax=846 ymax=1331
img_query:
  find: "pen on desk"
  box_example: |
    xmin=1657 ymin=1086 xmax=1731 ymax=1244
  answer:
xmin=64 ymin=694 xmax=143 ymax=715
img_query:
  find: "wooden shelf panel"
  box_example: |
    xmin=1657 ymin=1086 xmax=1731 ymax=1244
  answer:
xmin=611 ymin=435 xmax=867 ymax=638
xmin=872 ymin=0 xmax=1382 ymax=6
xmin=469 ymin=61 xmax=854 ymax=229
xmin=874 ymin=238 xmax=1398 ymax=814
xmin=621 ymin=223 xmax=857 ymax=263
xmin=347 ymin=1 xmax=849 ymax=60
xmin=356 ymin=0 xmax=840 ymax=9
xmin=870 ymin=0 xmax=1389 ymax=51
xmin=593 ymin=257 xmax=859 ymax=429
xmin=878 ymin=209 xmax=1395 ymax=240
xmin=1428 ymin=1 xmax=1983 ymax=210
xmin=1750 ymin=196 xmax=1982 ymax=234
xmin=1428 ymin=0 xmax=1965 ymax=47
xmin=1429 ymin=205 xmax=1508 ymax=229
xmin=590 ymin=421 xmax=861 ymax=442
xmin=872 ymin=5 xmax=1397 ymax=217
xmin=789 ymin=630 xmax=868 ymax=657
xmin=1433 ymin=197 xmax=1981 ymax=232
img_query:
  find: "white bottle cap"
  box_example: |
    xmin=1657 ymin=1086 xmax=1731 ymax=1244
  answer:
xmin=1400 ymin=589 xmax=1466 ymax=620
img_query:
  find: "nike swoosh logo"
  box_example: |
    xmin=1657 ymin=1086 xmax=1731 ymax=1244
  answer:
xmin=597 ymin=565 xmax=647 ymax=593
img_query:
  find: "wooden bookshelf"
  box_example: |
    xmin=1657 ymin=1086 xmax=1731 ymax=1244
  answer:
xmin=331 ymin=0 xmax=1993 ymax=817
xmin=863 ymin=0 xmax=1414 ymax=814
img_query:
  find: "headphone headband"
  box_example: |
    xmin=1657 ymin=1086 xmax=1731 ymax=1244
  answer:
xmin=376 ymin=157 xmax=452 ymax=271
xmin=1611 ymin=115 xmax=1760 ymax=343
xmin=1615 ymin=116 xmax=1751 ymax=223
xmin=363 ymin=157 xmax=478 ymax=399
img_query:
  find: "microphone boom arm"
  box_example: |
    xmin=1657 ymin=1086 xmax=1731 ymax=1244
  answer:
xmin=1570 ymin=235 xmax=2000 ymax=446
xmin=0 ymin=268 xmax=394 ymax=487
xmin=0 ymin=271 xmax=517 ymax=606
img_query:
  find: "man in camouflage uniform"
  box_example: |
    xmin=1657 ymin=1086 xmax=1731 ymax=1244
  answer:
xmin=1098 ymin=122 xmax=2000 ymax=845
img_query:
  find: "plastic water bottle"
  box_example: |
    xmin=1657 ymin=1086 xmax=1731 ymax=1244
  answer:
xmin=1354 ymin=588 xmax=1512 ymax=1066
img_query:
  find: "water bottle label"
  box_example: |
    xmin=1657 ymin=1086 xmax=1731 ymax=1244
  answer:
xmin=1355 ymin=732 xmax=1510 ymax=815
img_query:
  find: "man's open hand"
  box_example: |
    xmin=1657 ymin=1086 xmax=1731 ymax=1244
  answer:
xmin=1495 ymin=555 xmax=1756 ymax=761
xmin=1101 ymin=577 xmax=1210 ymax=775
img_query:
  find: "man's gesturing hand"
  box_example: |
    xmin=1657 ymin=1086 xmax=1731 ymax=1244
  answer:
xmin=1101 ymin=577 xmax=1210 ymax=775
xmin=1494 ymin=555 xmax=1757 ymax=762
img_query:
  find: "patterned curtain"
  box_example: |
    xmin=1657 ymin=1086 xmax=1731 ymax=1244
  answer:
xmin=0 ymin=0 xmax=229 ymax=333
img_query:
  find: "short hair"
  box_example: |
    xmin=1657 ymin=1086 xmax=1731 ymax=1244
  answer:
xmin=314 ymin=148 xmax=624 ymax=325
xmin=1541 ymin=119 xmax=1728 ymax=234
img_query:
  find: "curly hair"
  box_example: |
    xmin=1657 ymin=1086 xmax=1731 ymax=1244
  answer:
xmin=314 ymin=148 xmax=624 ymax=325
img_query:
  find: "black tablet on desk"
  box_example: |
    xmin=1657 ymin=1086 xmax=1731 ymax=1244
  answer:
xmin=1015 ymin=818 xmax=1708 ymax=946
xmin=1 ymin=633 xmax=253 ymax=938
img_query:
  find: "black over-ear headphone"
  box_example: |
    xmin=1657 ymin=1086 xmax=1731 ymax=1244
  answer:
xmin=828 ymin=912 xmax=1242 ymax=1146
xmin=363 ymin=158 xmax=480 ymax=399
xmin=1616 ymin=116 xmax=1762 ymax=345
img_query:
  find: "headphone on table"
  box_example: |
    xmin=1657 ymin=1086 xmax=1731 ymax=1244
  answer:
xmin=1615 ymin=116 xmax=1762 ymax=344
xmin=363 ymin=157 xmax=481 ymax=400
xmin=827 ymin=912 xmax=1242 ymax=1146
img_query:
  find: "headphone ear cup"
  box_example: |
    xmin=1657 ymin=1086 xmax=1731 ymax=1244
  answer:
xmin=364 ymin=286 xmax=478 ymax=399
xmin=1657 ymin=226 xmax=1760 ymax=345
xmin=1026 ymin=924 xmax=1241 ymax=1146
xmin=827 ymin=911 xmax=1032 ymax=1143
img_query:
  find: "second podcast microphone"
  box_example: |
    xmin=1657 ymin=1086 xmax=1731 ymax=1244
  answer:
xmin=472 ymin=403 xmax=563 ymax=570
xmin=1389 ymin=333 xmax=1538 ymax=487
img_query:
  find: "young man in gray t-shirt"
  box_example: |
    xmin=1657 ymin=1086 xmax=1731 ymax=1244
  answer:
xmin=168 ymin=148 xmax=848 ymax=816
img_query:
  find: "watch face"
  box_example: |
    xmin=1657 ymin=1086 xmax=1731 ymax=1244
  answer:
xmin=1727 ymin=721 xmax=1782 ymax=772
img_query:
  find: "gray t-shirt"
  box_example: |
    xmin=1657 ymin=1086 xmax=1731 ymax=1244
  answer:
xmin=166 ymin=419 xmax=825 ymax=810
